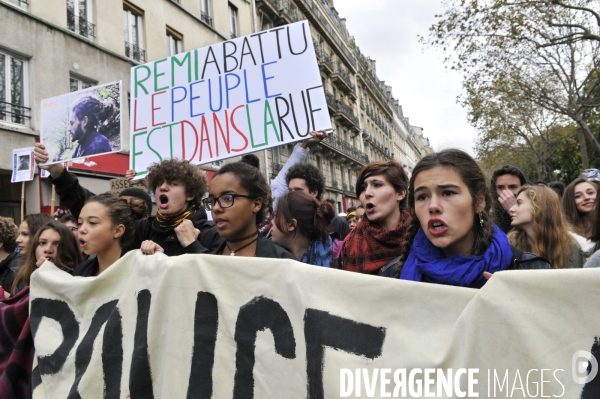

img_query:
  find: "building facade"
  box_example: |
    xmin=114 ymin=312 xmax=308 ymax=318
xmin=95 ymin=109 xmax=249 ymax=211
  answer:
xmin=0 ymin=0 xmax=431 ymax=221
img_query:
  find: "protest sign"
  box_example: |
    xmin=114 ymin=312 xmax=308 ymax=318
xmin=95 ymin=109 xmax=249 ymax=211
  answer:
xmin=130 ymin=20 xmax=331 ymax=178
xmin=11 ymin=147 xmax=34 ymax=182
xmin=109 ymin=177 xmax=148 ymax=195
xmin=40 ymin=81 xmax=122 ymax=165
xmin=30 ymin=252 xmax=600 ymax=398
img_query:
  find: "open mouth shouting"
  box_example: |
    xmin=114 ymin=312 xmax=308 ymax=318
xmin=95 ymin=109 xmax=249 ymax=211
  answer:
xmin=428 ymin=218 xmax=448 ymax=236
xmin=365 ymin=203 xmax=376 ymax=214
xmin=158 ymin=194 xmax=170 ymax=210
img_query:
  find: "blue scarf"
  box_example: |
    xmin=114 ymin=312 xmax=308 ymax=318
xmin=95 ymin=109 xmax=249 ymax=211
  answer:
xmin=301 ymin=236 xmax=333 ymax=267
xmin=400 ymin=225 xmax=512 ymax=288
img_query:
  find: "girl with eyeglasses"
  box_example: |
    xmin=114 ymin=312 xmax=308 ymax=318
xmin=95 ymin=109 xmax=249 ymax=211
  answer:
xmin=204 ymin=162 xmax=295 ymax=259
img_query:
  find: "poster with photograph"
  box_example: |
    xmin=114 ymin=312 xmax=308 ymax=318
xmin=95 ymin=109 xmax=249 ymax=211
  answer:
xmin=11 ymin=147 xmax=35 ymax=182
xmin=40 ymin=81 xmax=122 ymax=165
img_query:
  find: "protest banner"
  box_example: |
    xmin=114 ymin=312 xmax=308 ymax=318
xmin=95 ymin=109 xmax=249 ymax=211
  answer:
xmin=40 ymin=81 xmax=122 ymax=165
xmin=11 ymin=147 xmax=35 ymax=183
xmin=130 ymin=21 xmax=332 ymax=178
xmin=29 ymin=251 xmax=600 ymax=398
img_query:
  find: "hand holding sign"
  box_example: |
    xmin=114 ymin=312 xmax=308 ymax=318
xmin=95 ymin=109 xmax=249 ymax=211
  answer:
xmin=34 ymin=143 xmax=65 ymax=179
xmin=140 ymin=240 xmax=164 ymax=255
xmin=301 ymin=129 xmax=332 ymax=149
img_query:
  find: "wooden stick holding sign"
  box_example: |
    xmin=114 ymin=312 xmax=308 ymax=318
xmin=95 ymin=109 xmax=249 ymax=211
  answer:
xmin=51 ymin=185 xmax=56 ymax=218
xmin=20 ymin=182 xmax=25 ymax=222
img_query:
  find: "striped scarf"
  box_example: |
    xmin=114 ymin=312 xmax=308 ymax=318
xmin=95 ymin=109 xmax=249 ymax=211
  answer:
xmin=156 ymin=204 xmax=196 ymax=231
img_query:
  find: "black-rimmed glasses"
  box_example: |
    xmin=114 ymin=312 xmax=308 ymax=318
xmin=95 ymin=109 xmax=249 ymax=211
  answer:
xmin=202 ymin=194 xmax=252 ymax=211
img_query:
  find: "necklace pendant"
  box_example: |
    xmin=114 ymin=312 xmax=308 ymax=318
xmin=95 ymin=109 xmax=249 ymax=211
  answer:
xmin=230 ymin=251 xmax=235 ymax=256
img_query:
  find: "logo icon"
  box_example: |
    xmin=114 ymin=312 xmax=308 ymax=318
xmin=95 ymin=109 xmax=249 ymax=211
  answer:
xmin=572 ymin=350 xmax=599 ymax=384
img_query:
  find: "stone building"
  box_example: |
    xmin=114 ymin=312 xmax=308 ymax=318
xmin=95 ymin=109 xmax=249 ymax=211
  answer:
xmin=0 ymin=0 xmax=431 ymax=220
xmin=0 ymin=0 xmax=254 ymax=221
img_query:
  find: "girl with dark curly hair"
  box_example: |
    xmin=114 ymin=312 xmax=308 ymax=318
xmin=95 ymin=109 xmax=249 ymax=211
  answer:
xmin=204 ymin=162 xmax=294 ymax=259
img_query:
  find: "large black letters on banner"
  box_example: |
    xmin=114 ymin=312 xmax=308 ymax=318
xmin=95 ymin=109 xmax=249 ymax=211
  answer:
xmin=30 ymin=298 xmax=79 ymax=377
xmin=130 ymin=289 xmax=154 ymax=398
xmin=304 ymin=309 xmax=386 ymax=399
xmin=67 ymin=300 xmax=122 ymax=399
xmin=232 ymin=296 xmax=296 ymax=399
xmin=186 ymin=292 xmax=219 ymax=399
xmin=581 ymin=337 xmax=600 ymax=398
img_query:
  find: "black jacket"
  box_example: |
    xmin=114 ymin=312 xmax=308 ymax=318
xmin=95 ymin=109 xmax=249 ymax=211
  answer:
xmin=211 ymin=233 xmax=296 ymax=259
xmin=509 ymin=246 xmax=553 ymax=270
xmin=127 ymin=210 xmax=224 ymax=256
xmin=0 ymin=251 xmax=20 ymax=291
xmin=50 ymin=168 xmax=95 ymax=219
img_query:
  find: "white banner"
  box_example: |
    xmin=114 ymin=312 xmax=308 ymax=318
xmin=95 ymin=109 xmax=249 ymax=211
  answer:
xmin=30 ymin=251 xmax=600 ymax=398
xmin=129 ymin=20 xmax=332 ymax=178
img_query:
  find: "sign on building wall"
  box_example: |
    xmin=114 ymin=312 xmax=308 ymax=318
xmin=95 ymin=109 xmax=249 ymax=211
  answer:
xmin=40 ymin=81 xmax=122 ymax=165
xmin=29 ymin=251 xmax=600 ymax=398
xmin=11 ymin=147 xmax=35 ymax=182
xmin=129 ymin=20 xmax=331 ymax=178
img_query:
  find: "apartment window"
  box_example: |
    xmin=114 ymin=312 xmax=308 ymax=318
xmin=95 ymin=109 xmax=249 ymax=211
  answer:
xmin=123 ymin=4 xmax=145 ymax=62
xmin=67 ymin=0 xmax=95 ymax=38
xmin=0 ymin=51 xmax=29 ymax=125
xmin=69 ymin=75 xmax=95 ymax=92
xmin=200 ymin=0 xmax=212 ymax=26
xmin=3 ymin=0 xmax=28 ymax=8
xmin=228 ymin=3 xmax=238 ymax=39
xmin=166 ymin=27 xmax=183 ymax=57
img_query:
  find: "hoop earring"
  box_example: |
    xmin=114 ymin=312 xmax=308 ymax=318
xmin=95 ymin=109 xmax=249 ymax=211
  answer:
xmin=479 ymin=212 xmax=484 ymax=227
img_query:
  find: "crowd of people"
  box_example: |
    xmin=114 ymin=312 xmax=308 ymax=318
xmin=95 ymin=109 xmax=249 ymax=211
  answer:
xmin=1 ymin=132 xmax=599 ymax=295
xmin=1 ymin=131 xmax=599 ymax=396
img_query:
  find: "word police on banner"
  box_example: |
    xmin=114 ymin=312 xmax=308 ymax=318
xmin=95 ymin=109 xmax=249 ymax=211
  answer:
xmin=29 ymin=252 xmax=600 ymax=398
xmin=130 ymin=21 xmax=331 ymax=178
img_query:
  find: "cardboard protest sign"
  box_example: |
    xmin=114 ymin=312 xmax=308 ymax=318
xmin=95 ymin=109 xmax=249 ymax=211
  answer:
xmin=30 ymin=252 xmax=600 ymax=398
xmin=130 ymin=21 xmax=331 ymax=178
xmin=40 ymin=81 xmax=122 ymax=165
xmin=11 ymin=147 xmax=34 ymax=182
xmin=109 ymin=177 xmax=148 ymax=195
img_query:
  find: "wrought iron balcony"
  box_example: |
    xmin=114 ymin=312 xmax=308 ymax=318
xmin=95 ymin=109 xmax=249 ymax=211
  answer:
xmin=0 ymin=100 xmax=31 ymax=125
xmin=201 ymin=11 xmax=213 ymax=26
xmin=319 ymin=53 xmax=334 ymax=74
xmin=124 ymin=41 xmax=146 ymax=63
xmin=322 ymin=134 xmax=369 ymax=165
xmin=67 ymin=9 xmax=96 ymax=38
xmin=231 ymin=32 xmax=237 ymax=39
xmin=331 ymin=180 xmax=339 ymax=189
xmin=332 ymin=64 xmax=355 ymax=95
xmin=272 ymin=162 xmax=283 ymax=177
xmin=336 ymin=100 xmax=359 ymax=126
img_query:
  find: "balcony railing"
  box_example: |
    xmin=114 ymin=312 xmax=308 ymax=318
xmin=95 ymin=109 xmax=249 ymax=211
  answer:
xmin=337 ymin=100 xmax=359 ymax=126
xmin=0 ymin=101 xmax=31 ymax=125
xmin=231 ymin=32 xmax=237 ymax=39
xmin=322 ymin=134 xmax=369 ymax=165
xmin=67 ymin=10 xmax=96 ymax=38
xmin=201 ymin=11 xmax=213 ymax=26
xmin=124 ymin=41 xmax=146 ymax=63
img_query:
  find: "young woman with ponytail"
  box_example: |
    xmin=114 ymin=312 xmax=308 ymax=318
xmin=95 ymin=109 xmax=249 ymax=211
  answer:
xmin=341 ymin=160 xmax=411 ymax=276
xmin=75 ymin=193 xmax=147 ymax=276
xmin=271 ymin=191 xmax=337 ymax=266
xmin=395 ymin=149 xmax=549 ymax=288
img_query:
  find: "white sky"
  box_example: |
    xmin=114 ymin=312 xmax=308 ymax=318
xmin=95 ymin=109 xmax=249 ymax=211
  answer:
xmin=334 ymin=0 xmax=478 ymax=154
